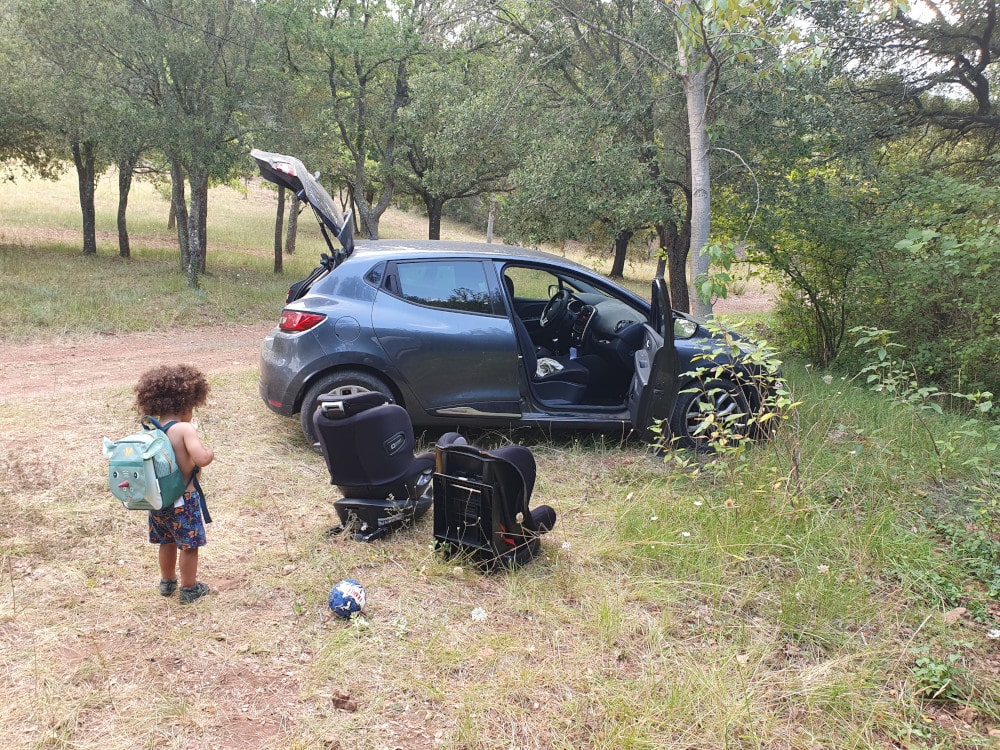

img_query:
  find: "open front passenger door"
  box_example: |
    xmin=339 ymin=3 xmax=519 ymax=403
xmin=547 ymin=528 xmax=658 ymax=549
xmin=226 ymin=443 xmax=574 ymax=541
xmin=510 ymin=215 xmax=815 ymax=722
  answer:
xmin=628 ymin=277 xmax=680 ymax=440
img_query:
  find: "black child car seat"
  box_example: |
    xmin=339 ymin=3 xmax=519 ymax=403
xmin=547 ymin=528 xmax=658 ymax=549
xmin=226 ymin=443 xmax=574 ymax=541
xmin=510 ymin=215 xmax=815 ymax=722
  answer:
xmin=433 ymin=432 xmax=555 ymax=570
xmin=313 ymin=391 xmax=434 ymax=541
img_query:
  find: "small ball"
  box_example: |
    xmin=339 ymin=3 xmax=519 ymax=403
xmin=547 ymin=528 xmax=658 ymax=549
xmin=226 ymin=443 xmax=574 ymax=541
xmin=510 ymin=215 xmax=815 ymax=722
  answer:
xmin=328 ymin=579 xmax=366 ymax=618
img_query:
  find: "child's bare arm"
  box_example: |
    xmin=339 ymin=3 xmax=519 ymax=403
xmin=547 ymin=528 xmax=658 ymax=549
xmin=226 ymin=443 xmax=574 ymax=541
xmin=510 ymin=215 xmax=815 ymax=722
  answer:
xmin=178 ymin=423 xmax=215 ymax=467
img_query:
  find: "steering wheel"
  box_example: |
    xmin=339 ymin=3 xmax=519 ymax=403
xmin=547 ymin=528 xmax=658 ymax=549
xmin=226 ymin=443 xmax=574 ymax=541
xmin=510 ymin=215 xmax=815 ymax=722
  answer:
xmin=539 ymin=289 xmax=571 ymax=330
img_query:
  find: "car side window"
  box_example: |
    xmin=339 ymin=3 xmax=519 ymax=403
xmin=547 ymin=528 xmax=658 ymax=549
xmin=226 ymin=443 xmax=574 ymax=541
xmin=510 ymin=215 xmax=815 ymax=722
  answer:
xmin=394 ymin=260 xmax=492 ymax=314
xmin=503 ymin=266 xmax=560 ymax=302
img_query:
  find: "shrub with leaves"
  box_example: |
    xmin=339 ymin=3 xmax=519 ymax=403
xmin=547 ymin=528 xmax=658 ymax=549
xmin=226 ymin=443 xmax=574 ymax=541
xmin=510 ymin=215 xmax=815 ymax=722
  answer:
xmin=853 ymin=326 xmax=998 ymax=515
xmin=652 ymin=321 xmax=798 ymax=466
xmin=850 ymin=174 xmax=1000 ymax=397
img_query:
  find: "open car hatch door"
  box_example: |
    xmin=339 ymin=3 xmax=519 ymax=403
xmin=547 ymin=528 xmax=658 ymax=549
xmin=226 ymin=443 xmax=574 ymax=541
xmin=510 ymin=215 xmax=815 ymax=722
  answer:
xmin=628 ymin=277 xmax=680 ymax=440
xmin=251 ymin=149 xmax=354 ymax=256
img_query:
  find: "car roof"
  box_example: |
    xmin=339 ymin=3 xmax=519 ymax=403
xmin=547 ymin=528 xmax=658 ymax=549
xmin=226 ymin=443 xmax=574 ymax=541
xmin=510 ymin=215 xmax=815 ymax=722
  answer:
xmin=349 ymin=239 xmax=590 ymax=269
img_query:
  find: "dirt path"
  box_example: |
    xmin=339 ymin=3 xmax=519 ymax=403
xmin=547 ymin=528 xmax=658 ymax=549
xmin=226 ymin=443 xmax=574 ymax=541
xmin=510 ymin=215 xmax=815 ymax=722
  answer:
xmin=0 ymin=323 xmax=272 ymax=403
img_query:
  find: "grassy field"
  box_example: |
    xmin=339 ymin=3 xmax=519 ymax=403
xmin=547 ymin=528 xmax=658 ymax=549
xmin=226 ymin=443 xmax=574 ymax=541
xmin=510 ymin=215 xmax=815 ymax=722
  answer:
xmin=0 ymin=171 xmax=495 ymax=342
xmin=0 ymin=170 xmax=695 ymax=342
xmin=2 ymin=169 xmax=999 ymax=749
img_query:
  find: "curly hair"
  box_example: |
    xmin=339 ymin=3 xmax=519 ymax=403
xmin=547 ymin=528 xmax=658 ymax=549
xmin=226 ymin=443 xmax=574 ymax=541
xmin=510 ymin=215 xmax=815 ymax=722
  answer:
xmin=134 ymin=364 xmax=210 ymax=417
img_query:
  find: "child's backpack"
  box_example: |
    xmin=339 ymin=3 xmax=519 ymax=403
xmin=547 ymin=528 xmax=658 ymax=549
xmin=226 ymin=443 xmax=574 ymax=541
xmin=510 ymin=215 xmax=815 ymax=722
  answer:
xmin=103 ymin=416 xmax=187 ymax=511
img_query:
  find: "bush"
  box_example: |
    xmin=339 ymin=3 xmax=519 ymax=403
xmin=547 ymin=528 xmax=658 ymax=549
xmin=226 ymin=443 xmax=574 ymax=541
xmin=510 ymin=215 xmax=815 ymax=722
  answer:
xmin=849 ymin=175 xmax=1000 ymax=395
xmin=749 ymin=169 xmax=999 ymax=397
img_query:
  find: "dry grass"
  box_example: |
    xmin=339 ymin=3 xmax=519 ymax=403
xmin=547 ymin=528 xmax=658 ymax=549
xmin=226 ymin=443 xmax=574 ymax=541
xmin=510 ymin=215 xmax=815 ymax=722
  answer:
xmin=7 ymin=361 xmax=996 ymax=749
xmin=0 ymin=169 xmax=772 ymax=320
xmin=0 ymin=367 xmax=912 ymax=750
xmin=0 ymin=170 xmax=492 ymax=259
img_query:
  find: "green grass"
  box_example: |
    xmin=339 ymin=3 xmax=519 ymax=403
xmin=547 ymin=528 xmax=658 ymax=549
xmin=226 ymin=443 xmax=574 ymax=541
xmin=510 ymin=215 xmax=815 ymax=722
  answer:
xmin=2 ymin=168 xmax=999 ymax=748
xmin=0 ymin=172 xmax=337 ymax=341
xmin=0 ymin=245 xmax=285 ymax=337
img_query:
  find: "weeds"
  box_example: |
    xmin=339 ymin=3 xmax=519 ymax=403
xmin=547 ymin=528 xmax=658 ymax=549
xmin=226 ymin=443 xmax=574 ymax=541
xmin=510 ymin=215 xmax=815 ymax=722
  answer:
xmin=653 ymin=319 xmax=801 ymax=495
xmin=640 ymin=324 xmax=1000 ymax=741
xmin=852 ymin=327 xmax=995 ymax=479
xmin=910 ymin=645 xmax=970 ymax=702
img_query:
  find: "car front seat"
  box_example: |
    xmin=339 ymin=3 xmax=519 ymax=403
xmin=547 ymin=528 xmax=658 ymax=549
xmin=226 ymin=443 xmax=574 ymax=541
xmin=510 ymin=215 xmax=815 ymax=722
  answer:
xmin=313 ymin=391 xmax=434 ymax=541
xmin=511 ymin=313 xmax=592 ymax=404
xmin=503 ymin=274 xmax=596 ymax=405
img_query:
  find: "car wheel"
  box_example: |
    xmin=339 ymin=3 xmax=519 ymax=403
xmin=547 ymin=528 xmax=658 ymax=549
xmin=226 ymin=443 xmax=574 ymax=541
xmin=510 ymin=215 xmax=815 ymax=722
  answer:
xmin=300 ymin=370 xmax=396 ymax=447
xmin=669 ymin=378 xmax=751 ymax=451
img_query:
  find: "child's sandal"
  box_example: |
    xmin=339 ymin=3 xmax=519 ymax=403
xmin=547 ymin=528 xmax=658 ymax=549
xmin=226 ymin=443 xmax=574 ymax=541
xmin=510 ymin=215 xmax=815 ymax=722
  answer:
xmin=179 ymin=581 xmax=210 ymax=604
xmin=159 ymin=579 xmax=178 ymax=596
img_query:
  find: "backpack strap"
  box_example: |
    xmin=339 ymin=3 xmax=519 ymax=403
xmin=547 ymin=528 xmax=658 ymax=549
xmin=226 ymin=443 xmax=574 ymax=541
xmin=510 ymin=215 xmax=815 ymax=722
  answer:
xmin=151 ymin=417 xmax=213 ymax=524
xmin=189 ymin=468 xmax=211 ymax=524
xmin=141 ymin=415 xmax=167 ymax=431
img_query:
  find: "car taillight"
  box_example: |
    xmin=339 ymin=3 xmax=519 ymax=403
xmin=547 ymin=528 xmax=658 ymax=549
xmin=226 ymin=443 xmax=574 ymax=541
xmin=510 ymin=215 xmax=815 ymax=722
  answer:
xmin=278 ymin=310 xmax=326 ymax=332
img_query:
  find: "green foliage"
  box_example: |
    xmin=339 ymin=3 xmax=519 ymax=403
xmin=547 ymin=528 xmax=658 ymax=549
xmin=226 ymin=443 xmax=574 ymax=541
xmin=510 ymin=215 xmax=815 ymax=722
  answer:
xmin=644 ymin=336 xmax=1000 ymax=725
xmin=633 ymin=355 xmax=1000 ymax=735
xmin=815 ymin=0 xmax=1000 ymax=139
xmin=503 ymin=118 xmax=668 ymax=248
xmin=652 ymin=320 xmax=799 ymax=465
xmin=850 ymin=174 xmax=1000 ymax=398
xmin=743 ymin=165 xmax=874 ymax=366
xmin=741 ymin=163 xmax=1000 ymax=406
xmin=692 ymin=239 xmax=736 ymax=305
xmin=910 ymin=646 xmax=968 ymax=702
xmin=852 ymin=326 xmax=999 ymax=520
xmin=399 ymin=54 xmax=524 ymax=204
xmin=853 ymin=326 xmax=993 ymax=446
xmin=935 ymin=523 xmax=1000 ymax=602
xmin=669 ymin=0 xmax=827 ymax=78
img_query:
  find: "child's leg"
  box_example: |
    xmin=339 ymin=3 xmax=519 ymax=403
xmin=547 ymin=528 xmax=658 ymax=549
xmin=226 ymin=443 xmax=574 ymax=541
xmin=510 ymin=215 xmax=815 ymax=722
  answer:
xmin=158 ymin=543 xmax=178 ymax=581
xmin=179 ymin=548 xmax=199 ymax=589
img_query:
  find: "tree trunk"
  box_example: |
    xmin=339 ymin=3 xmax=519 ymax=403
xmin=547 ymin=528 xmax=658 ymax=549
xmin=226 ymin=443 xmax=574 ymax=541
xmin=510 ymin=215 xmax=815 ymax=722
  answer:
xmin=116 ymin=156 xmax=136 ymax=259
xmin=273 ymin=185 xmax=285 ymax=274
xmin=609 ymin=229 xmax=633 ymax=278
xmin=486 ymin=194 xmax=496 ymax=243
xmin=681 ymin=57 xmax=713 ymax=319
xmin=170 ymin=158 xmax=190 ymax=271
xmin=354 ymin=183 xmax=391 ymax=240
xmin=355 ymin=197 xmax=379 ymax=240
xmin=285 ymin=193 xmax=298 ymax=255
xmin=655 ymin=224 xmax=668 ymax=279
xmin=168 ymin=200 xmax=176 ymax=230
xmin=71 ymin=140 xmax=98 ymax=256
xmin=668 ymin=230 xmax=690 ymax=314
xmin=426 ymin=195 xmax=444 ymax=240
xmin=186 ymin=170 xmax=209 ymax=287
xmin=345 ymin=59 xmax=406 ymax=241
xmin=197 ymin=179 xmax=208 ymax=274
xmin=656 ymin=220 xmax=691 ymax=313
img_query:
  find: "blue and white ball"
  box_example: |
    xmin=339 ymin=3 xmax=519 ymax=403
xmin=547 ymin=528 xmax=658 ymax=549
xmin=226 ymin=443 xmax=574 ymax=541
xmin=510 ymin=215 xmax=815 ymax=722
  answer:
xmin=328 ymin=578 xmax=366 ymax=618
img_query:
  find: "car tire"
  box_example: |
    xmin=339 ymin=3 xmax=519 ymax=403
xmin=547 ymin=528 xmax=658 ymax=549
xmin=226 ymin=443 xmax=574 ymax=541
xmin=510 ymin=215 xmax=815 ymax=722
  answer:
xmin=300 ymin=370 xmax=397 ymax=448
xmin=669 ymin=377 xmax=751 ymax=452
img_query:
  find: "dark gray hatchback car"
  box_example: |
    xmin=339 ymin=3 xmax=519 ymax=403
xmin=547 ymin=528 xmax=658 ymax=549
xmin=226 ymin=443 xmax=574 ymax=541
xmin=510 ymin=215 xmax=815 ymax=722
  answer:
xmin=253 ymin=150 xmax=771 ymax=449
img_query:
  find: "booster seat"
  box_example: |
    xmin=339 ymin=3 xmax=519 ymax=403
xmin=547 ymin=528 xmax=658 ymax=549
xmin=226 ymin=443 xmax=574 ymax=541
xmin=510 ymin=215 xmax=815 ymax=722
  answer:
xmin=313 ymin=392 xmax=434 ymax=542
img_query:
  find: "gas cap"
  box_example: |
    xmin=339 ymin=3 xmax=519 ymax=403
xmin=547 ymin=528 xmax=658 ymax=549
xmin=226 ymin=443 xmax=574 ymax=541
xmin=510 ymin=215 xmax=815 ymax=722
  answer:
xmin=334 ymin=316 xmax=361 ymax=342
